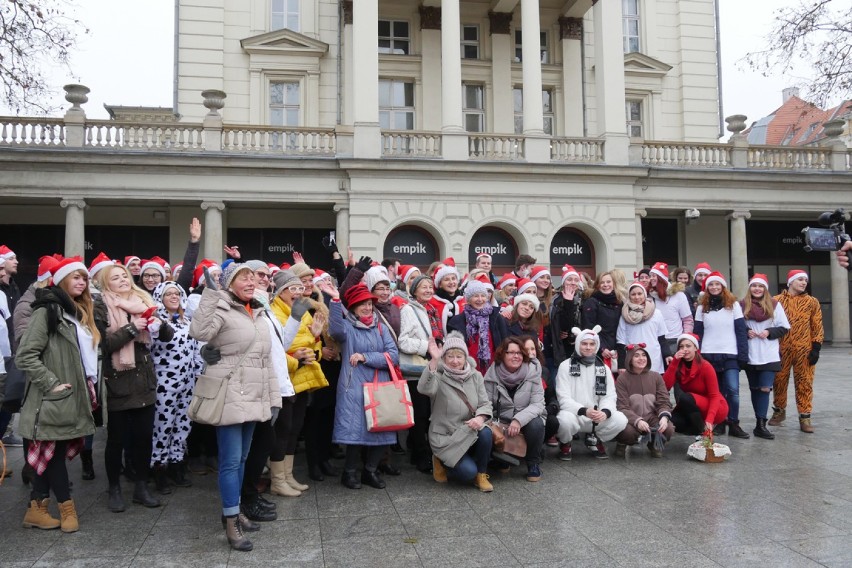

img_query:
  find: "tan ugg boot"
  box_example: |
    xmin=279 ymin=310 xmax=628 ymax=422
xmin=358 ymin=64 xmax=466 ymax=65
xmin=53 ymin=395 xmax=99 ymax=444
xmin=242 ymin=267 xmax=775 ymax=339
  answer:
xmin=432 ymin=456 xmax=447 ymax=483
xmin=799 ymin=417 xmax=815 ymax=433
xmin=283 ymin=455 xmax=309 ymax=491
xmin=22 ymin=499 xmax=60 ymax=530
xmin=58 ymin=499 xmax=79 ymax=533
xmin=268 ymin=459 xmax=301 ymax=497
xmin=768 ymin=408 xmax=785 ymax=426
xmin=474 ymin=473 xmax=493 ymax=493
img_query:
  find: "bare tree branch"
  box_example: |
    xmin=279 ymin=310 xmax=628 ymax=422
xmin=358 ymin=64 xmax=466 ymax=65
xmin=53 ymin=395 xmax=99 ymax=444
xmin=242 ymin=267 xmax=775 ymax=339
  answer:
xmin=742 ymin=0 xmax=852 ymax=107
xmin=0 ymin=0 xmax=88 ymax=115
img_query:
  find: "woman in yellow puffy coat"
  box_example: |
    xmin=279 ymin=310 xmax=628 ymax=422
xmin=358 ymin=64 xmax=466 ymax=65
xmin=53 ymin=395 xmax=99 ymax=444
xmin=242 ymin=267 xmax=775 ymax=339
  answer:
xmin=267 ymin=269 xmax=329 ymax=497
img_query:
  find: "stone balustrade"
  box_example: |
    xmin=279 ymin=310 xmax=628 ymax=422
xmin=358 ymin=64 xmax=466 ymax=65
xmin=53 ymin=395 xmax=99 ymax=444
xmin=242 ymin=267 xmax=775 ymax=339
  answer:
xmin=85 ymin=120 xmax=205 ymax=150
xmin=222 ymin=126 xmax=336 ymax=155
xmin=468 ymin=134 xmax=525 ymax=161
xmin=551 ymin=137 xmax=605 ymax=163
xmin=381 ymin=131 xmax=442 ymax=158
xmin=0 ymin=118 xmax=65 ymax=146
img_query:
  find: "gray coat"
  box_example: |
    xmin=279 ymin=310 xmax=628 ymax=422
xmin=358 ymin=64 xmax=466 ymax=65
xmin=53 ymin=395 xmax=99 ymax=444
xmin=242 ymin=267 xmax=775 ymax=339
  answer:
xmin=483 ymin=360 xmax=546 ymax=427
xmin=417 ymin=361 xmax=492 ymax=468
xmin=189 ymin=287 xmax=280 ymax=425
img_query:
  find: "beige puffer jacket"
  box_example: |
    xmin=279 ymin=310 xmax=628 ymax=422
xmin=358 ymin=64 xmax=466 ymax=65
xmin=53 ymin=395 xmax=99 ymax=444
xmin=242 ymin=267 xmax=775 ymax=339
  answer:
xmin=189 ymin=287 xmax=280 ymax=426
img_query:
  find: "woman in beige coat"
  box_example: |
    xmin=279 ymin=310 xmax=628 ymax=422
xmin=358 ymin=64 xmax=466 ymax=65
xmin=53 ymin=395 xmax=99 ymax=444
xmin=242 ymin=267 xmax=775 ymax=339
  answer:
xmin=418 ymin=332 xmax=494 ymax=492
xmin=189 ymin=264 xmax=281 ymax=552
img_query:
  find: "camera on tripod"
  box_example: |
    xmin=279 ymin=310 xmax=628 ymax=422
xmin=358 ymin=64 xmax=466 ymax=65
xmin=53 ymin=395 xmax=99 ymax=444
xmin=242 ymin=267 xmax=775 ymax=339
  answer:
xmin=802 ymin=209 xmax=850 ymax=252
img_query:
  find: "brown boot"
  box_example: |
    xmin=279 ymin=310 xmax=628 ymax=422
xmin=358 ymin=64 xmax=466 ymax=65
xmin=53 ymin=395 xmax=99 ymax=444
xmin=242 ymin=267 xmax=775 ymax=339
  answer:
xmin=799 ymin=416 xmax=815 ymax=433
xmin=22 ymin=499 xmax=60 ymax=530
xmin=224 ymin=514 xmax=253 ymax=551
xmin=268 ymin=460 xmax=301 ymax=497
xmin=474 ymin=473 xmax=493 ymax=493
xmin=58 ymin=500 xmax=79 ymax=533
xmin=768 ymin=408 xmax=785 ymax=426
xmin=432 ymin=456 xmax=447 ymax=483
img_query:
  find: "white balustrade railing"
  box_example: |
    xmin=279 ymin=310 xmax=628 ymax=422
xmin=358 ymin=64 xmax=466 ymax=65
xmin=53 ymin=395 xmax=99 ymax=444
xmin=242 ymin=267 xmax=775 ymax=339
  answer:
xmin=468 ymin=134 xmax=524 ymax=160
xmin=641 ymin=142 xmax=731 ymax=167
xmin=0 ymin=117 xmax=65 ymax=146
xmin=551 ymin=138 xmax=605 ymax=163
xmin=747 ymin=146 xmax=830 ymax=170
xmin=222 ymin=127 xmax=336 ymax=155
xmin=381 ymin=131 xmax=441 ymax=158
xmin=85 ymin=121 xmax=204 ymax=150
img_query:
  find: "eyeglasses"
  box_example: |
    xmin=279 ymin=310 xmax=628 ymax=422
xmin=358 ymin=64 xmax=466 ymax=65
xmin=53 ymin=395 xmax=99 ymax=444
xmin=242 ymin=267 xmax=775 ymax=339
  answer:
xmin=255 ymin=273 xmax=271 ymax=280
xmin=287 ymin=285 xmax=306 ymax=293
xmin=142 ymin=274 xmax=162 ymax=280
xmin=505 ymin=350 xmax=523 ymax=357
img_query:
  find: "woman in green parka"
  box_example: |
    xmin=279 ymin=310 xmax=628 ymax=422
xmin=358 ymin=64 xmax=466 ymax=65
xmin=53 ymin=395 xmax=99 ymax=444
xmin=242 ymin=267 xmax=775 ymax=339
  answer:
xmin=16 ymin=258 xmax=100 ymax=533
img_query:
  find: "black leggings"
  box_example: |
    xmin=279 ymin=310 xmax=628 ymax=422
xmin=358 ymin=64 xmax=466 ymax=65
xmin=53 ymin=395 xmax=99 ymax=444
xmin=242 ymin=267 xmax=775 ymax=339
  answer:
xmin=105 ymin=405 xmax=155 ymax=485
xmin=242 ymin=419 xmax=274 ymax=498
xmin=344 ymin=445 xmax=386 ymax=473
xmin=271 ymin=392 xmax=309 ymax=461
xmin=30 ymin=440 xmax=71 ymax=503
xmin=304 ymin=404 xmax=335 ymax=468
xmin=671 ymin=393 xmax=707 ymax=436
xmin=407 ymin=382 xmax=432 ymax=466
xmin=186 ymin=422 xmax=218 ymax=458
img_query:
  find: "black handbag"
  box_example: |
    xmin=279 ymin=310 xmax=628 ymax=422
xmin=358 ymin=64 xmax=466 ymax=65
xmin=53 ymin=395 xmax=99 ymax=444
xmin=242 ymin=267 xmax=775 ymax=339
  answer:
xmin=2 ymin=357 xmax=26 ymax=410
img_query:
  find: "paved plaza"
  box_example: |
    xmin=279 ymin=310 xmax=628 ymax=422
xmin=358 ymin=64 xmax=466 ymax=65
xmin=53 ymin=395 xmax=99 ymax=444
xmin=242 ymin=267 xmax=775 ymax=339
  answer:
xmin=1 ymin=346 xmax=851 ymax=567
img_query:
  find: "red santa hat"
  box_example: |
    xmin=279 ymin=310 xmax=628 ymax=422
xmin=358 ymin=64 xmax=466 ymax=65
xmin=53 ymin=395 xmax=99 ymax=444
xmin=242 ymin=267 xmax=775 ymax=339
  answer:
xmin=268 ymin=263 xmax=281 ymax=275
xmin=693 ymin=262 xmax=712 ymax=277
xmin=124 ymin=255 xmax=140 ymax=266
xmin=193 ymin=259 xmax=221 ymax=288
xmin=561 ymin=264 xmax=580 ymax=280
xmin=312 ymin=268 xmax=331 ymax=285
xmin=473 ymin=272 xmax=494 ymax=291
xmin=398 ymin=264 xmax=420 ymax=284
xmin=37 ymin=255 xmax=62 ymax=282
xmin=475 ymin=252 xmax=492 ymax=263
xmin=786 ymin=269 xmax=808 ymax=287
xmin=650 ymin=262 xmax=669 ymax=281
xmin=88 ymin=252 xmax=115 ymax=279
xmin=513 ymin=293 xmax=541 ymax=312
xmin=749 ymin=273 xmax=770 ymax=290
xmin=433 ymin=260 xmax=460 ymax=288
xmin=0 ymin=245 xmax=15 ymax=260
xmin=139 ymin=257 xmax=167 ymax=279
xmin=172 ymin=262 xmax=184 ymax=277
xmin=496 ymin=273 xmax=517 ymax=291
xmin=52 ymin=256 xmax=88 ymax=285
xmin=628 ymin=280 xmax=647 ymax=298
xmin=280 ymin=262 xmax=291 ymax=270
xmin=703 ymin=271 xmax=727 ymax=290
xmin=529 ymin=266 xmax=550 ymax=283
xmin=677 ymin=333 xmax=701 ymax=351
xmin=516 ymin=278 xmax=537 ymax=295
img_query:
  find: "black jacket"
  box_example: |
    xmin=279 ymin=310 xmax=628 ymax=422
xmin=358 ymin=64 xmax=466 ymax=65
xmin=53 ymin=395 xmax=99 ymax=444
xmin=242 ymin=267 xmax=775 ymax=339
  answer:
xmin=581 ymin=292 xmax=622 ymax=353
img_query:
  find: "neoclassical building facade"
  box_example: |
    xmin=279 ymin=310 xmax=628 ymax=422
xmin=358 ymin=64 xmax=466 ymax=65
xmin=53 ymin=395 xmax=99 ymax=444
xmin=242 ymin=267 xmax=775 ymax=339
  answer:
xmin=0 ymin=0 xmax=850 ymax=341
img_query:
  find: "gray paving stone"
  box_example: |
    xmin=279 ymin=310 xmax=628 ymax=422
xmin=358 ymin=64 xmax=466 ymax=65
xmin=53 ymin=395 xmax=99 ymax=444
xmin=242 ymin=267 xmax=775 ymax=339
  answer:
xmin=130 ymin=552 xmax=230 ymax=568
xmin=413 ymin=534 xmax=521 ymax=568
xmin=786 ymin=535 xmax=852 ymax=567
xmin=319 ymin=513 xmax=408 ymax=541
xmin=399 ymin=509 xmax=492 ymax=538
xmin=321 ymin=535 xmax=422 ymax=568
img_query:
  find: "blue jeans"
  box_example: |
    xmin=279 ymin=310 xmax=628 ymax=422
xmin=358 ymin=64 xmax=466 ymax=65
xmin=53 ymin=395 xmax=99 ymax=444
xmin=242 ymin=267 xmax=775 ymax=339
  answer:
xmin=746 ymin=369 xmax=775 ymax=419
xmin=718 ymin=368 xmax=741 ymax=421
xmin=216 ymin=422 xmax=256 ymax=516
xmin=446 ymin=427 xmax=492 ymax=483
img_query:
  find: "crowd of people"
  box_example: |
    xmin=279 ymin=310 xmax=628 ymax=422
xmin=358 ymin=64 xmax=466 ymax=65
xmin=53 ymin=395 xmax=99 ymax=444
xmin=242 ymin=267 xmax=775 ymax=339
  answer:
xmin=0 ymin=220 xmax=836 ymax=551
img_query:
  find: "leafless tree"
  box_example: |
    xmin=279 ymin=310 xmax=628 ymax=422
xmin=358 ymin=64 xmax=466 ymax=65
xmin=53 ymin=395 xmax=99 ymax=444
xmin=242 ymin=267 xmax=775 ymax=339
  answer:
xmin=743 ymin=0 xmax=852 ymax=107
xmin=0 ymin=0 xmax=88 ymax=114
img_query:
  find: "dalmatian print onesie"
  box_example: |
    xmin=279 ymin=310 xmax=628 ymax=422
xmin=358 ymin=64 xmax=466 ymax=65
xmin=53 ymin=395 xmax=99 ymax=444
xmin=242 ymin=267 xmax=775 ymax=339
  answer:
xmin=150 ymin=282 xmax=204 ymax=466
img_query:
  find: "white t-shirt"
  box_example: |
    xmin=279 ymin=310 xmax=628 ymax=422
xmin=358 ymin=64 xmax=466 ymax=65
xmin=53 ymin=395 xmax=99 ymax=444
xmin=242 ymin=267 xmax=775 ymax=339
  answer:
xmin=71 ymin=317 xmax=99 ymax=381
xmin=617 ymin=311 xmax=668 ymax=373
xmin=744 ymin=303 xmax=790 ymax=365
xmin=695 ymin=302 xmax=744 ymax=355
xmin=653 ymin=292 xmax=692 ymax=338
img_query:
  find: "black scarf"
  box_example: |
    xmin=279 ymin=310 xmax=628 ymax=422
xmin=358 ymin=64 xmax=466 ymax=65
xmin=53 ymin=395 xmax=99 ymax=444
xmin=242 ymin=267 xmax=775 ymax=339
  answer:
xmin=31 ymin=286 xmax=78 ymax=336
xmin=708 ymin=295 xmax=724 ymax=312
xmin=592 ymin=290 xmax=619 ymax=306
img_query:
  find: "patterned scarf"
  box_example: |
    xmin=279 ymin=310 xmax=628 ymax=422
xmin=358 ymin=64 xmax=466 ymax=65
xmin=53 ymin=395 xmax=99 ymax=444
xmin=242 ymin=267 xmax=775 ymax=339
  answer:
xmin=424 ymin=301 xmax=443 ymax=341
xmin=102 ymin=291 xmax=151 ymax=371
xmin=465 ymin=304 xmax=494 ymax=366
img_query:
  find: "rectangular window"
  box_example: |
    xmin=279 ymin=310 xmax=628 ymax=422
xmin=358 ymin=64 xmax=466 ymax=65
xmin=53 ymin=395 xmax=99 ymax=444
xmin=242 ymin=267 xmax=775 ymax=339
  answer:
xmin=271 ymin=0 xmax=299 ymax=32
xmin=269 ymin=81 xmax=300 ymax=126
xmin=514 ymin=30 xmax=549 ymax=63
xmin=378 ymin=20 xmax=410 ymax=55
xmin=626 ymin=100 xmax=643 ymax=138
xmin=461 ymin=25 xmax=479 ymax=59
xmin=463 ymin=84 xmax=485 ymax=133
xmin=513 ymin=88 xmax=554 ymax=135
xmin=623 ymin=0 xmax=640 ymax=53
xmin=379 ymin=80 xmax=415 ymax=130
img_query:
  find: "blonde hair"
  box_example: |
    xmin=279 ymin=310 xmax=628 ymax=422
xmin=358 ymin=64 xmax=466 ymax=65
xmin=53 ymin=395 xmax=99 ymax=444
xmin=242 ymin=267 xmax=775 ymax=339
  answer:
xmin=589 ymin=271 xmax=624 ymax=303
xmin=742 ymin=285 xmax=775 ymax=320
xmin=57 ymin=269 xmax=101 ymax=346
xmin=96 ymin=264 xmax=154 ymax=307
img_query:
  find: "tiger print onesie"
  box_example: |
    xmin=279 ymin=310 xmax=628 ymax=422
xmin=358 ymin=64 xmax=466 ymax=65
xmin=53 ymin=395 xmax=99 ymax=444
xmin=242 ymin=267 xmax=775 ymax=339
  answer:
xmin=772 ymin=289 xmax=823 ymax=418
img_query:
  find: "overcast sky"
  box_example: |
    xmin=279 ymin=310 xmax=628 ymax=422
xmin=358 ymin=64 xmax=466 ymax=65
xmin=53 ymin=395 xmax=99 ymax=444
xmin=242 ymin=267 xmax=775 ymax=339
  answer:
xmin=5 ymin=0 xmax=832 ymax=137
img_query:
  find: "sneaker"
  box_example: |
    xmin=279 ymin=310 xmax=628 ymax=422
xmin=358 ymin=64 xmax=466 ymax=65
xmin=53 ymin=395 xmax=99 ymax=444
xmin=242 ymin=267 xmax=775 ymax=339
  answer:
xmin=545 ymin=436 xmax=559 ymax=447
xmin=525 ymin=464 xmax=542 ymax=482
xmin=594 ymin=441 xmax=609 ymax=459
xmin=767 ymin=408 xmax=786 ymax=426
xmin=2 ymin=434 xmax=23 ymax=447
xmin=558 ymin=443 xmax=572 ymax=461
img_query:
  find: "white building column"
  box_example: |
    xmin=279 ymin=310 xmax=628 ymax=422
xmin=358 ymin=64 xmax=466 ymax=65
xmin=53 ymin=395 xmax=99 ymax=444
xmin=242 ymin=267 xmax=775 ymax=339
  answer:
xmin=635 ymin=208 xmax=647 ymax=269
xmin=201 ymin=201 xmax=226 ymax=261
xmin=334 ymin=203 xmax=350 ymax=259
xmin=727 ymin=210 xmax=750 ymax=298
xmin=352 ymin=0 xmax=380 ymax=159
xmin=520 ymin=0 xmax=549 ymax=163
xmin=490 ymin=12 xmax=514 ymax=134
xmin=60 ymin=199 xmax=87 ymax=258
xmin=440 ymin=0 xmax=467 ymax=160
xmin=830 ymin=258 xmax=850 ymax=343
xmin=419 ymin=5 xmax=443 ymax=131
xmin=559 ymin=17 xmax=584 ymax=137
xmin=342 ymin=2 xmax=354 ymax=126
xmin=593 ymin=0 xmax=629 ymax=165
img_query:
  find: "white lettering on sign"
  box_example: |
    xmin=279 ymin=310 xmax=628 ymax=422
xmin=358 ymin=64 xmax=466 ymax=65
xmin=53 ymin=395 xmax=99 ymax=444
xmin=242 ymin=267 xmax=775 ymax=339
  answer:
xmin=782 ymin=236 xmax=803 ymax=245
xmin=84 ymin=241 xmax=93 ymax=251
xmin=393 ymin=243 xmax=428 ymax=255
xmin=474 ymin=244 xmax=507 ymax=255
xmin=268 ymin=244 xmax=296 ymax=253
xmin=552 ymin=244 xmax=584 ymax=255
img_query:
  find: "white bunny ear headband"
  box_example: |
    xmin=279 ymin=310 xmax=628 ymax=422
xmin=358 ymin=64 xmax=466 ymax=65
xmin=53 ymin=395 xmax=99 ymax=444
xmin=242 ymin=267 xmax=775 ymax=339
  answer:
xmin=572 ymin=325 xmax=602 ymax=339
